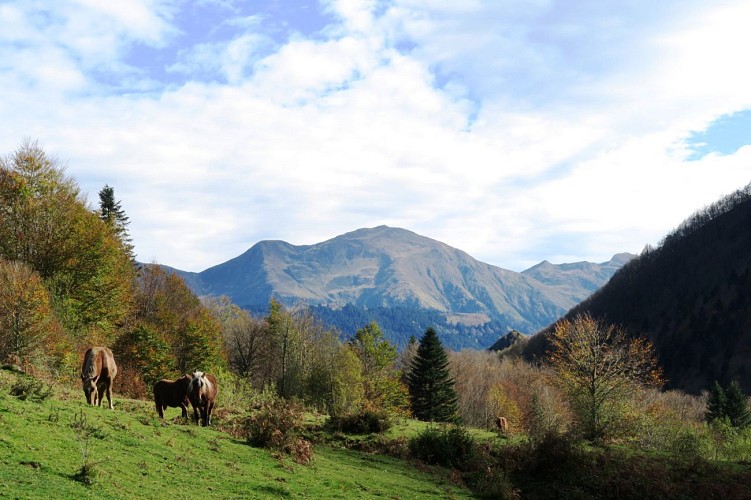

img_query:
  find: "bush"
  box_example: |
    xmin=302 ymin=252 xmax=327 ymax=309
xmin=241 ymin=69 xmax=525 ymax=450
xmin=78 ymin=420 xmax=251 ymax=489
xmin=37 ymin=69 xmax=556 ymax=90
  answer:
xmin=408 ymin=425 xmax=477 ymax=470
xmin=327 ymin=407 xmax=393 ymax=434
xmin=10 ymin=374 xmax=53 ymax=402
xmin=241 ymin=397 xmax=313 ymax=464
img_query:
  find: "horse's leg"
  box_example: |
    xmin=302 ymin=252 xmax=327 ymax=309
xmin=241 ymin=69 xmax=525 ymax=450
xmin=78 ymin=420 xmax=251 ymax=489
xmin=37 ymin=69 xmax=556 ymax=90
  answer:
xmin=192 ymin=405 xmax=200 ymax=425
xmin=200 ymin=405 xmax=208 ymax=426
xmin=207 ymin=401 xmax=214 ymax=426
xmin=180 ymin=403 xmax=188 ymax=419
xmin=155 ymin=398 xmax=164 ymax=418
xmin=106 ymin=381 xmax=114 ymax=410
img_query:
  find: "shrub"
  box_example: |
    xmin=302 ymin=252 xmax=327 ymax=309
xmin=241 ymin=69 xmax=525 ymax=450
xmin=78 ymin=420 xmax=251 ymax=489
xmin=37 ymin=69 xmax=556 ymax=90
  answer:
xmin=10 ymin=374 xmax=53 ymax=402
xmin=408 ymin=425 xmax=477 ymax=470
xmin=327 ymin=407 xmax=393 ymax=434
xmin=241 ymin=397 xmax=313 ymax=464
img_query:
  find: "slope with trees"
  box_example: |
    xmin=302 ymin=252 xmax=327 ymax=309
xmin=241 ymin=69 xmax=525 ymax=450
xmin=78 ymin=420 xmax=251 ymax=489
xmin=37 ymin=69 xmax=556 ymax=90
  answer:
xmin=526 ymin=182 xmax=751 ymax=394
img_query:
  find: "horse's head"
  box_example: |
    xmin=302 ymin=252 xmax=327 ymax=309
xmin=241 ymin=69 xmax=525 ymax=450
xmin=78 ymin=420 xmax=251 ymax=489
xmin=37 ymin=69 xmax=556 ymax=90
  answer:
xmin=82 ymin=375 xmax=99 ymax=405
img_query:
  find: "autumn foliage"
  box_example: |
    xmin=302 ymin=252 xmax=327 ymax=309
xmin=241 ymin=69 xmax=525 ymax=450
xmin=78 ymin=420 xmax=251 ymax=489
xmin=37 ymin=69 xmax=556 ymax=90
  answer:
xmin=546 ymin=314 xmax=664 ymax=441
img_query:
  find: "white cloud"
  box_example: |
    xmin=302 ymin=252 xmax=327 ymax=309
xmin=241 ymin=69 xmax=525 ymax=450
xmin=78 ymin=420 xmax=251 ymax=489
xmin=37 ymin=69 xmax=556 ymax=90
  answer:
xmin=1 ymin=0 xmax=750 ymax=273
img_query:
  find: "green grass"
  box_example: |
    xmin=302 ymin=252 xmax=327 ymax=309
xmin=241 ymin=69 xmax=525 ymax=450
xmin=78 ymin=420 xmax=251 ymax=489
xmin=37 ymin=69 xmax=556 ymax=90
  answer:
xmin=0 ymin=370 xmax=471 ymax=499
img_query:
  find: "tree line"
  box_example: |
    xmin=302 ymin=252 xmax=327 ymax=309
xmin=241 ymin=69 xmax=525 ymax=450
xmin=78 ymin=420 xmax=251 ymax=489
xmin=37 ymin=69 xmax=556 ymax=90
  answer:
xmin=1 ymin=142 xmax=749 ymax=457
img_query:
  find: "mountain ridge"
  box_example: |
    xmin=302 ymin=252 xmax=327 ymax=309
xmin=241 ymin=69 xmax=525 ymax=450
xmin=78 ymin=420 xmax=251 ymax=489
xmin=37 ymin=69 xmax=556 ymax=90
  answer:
xmin=523 ymin=183 xmax=751 ymax=393
xmin=164 ymin=226 xmax=632 ymax=341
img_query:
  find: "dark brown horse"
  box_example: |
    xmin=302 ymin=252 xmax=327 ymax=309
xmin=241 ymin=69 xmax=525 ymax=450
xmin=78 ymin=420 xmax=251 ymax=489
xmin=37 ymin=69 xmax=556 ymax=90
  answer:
xmin=153 ymin=375 xmax=192 ymax=418
xmin=188 ymin=371 xmax=218 ymax=426
xmin=81 ymin=347 xmax=117 ymax=409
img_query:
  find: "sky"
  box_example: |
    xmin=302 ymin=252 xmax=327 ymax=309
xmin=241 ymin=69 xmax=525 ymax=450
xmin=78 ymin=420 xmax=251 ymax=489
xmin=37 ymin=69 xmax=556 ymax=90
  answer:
xmin=1 ymin=0 xmax=750 ymax=273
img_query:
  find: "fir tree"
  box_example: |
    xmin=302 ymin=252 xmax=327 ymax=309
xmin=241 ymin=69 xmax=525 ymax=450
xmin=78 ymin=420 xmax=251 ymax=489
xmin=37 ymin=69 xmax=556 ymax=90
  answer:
xmin=98 ymin=184 xmax=134 ymax=261
xmin=407 ymin=327 xmax=459 ymax=423
xmin=706 ymin=381 xmax=726 ymax=423
xmin=723 ymin=380 xmax=751 ymax=428
xmin=706 ymin=380 xmax=751 ymax=428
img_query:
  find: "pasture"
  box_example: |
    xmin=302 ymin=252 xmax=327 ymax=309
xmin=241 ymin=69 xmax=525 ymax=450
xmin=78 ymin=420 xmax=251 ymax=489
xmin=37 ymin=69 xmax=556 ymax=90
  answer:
xmin=0 ymin=369 xmax=470 ymax=499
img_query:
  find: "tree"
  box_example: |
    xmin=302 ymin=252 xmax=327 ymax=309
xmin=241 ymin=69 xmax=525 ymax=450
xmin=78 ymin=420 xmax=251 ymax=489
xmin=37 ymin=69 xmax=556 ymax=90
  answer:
xmin=206 ymin=296 xmax=269 ymax=385
xmin=407 ymin=327 xmax=459 ymax=423
xmin=98 ymin=184 xmax=134 ymax=262
xmin=546 ymin=314 xmax=663 ymax=441
xmin=127 ymin=265 xmax=224 ymax=375
xmin=706 ymin=381 xmax=727 ymax=423
xmin=0 ymin=141 xmax=135 ymax=344
xmin=349 ymin=322 xmax=409 ymax=414
xmin=707 ymin=380 xmax=751 ymax=428
xmin=0 ymin=258 xmax=56 ymax=362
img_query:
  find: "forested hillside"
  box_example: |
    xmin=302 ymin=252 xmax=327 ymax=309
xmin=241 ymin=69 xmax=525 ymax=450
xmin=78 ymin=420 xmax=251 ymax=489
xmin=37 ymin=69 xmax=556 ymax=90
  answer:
xmin=525 ymin=182 xmax=751 ymax=393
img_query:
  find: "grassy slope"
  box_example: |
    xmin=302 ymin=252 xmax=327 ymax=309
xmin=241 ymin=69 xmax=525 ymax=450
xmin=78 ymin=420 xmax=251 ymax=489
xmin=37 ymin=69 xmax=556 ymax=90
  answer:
xmin=0 ymin=371 xmax=471 ymax=499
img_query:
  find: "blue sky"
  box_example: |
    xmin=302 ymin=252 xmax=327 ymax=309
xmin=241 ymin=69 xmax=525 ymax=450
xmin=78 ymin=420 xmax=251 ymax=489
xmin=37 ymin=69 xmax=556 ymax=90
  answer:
xmin=1 ymin=0 xmax=749 ymax=272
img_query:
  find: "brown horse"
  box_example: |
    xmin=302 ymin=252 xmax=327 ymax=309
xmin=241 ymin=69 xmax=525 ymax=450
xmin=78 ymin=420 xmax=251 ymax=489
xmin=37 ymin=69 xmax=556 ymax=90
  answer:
xmin=153 ymin=375 xmax=192 ymax=418
xmin=188 ymin=371 xmax=218 ymax=426
xmin=81 ymin=347 xmax=117 ymax=409
xmin=496 ymin=416 xmax=509 ymax=433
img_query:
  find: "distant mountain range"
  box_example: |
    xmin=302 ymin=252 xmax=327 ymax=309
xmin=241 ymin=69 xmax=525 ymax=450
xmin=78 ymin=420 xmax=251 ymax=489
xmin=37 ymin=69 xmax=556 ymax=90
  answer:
xmin=164 ymin=226 xmax=632 ymax=348
xmin=524 ymin=183 xmax=751 ymax=393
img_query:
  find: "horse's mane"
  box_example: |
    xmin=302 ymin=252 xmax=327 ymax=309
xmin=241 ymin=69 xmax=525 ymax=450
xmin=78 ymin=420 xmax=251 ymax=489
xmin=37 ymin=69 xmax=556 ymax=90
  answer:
xmin=82 ymin=348 xmax=100 ymax=379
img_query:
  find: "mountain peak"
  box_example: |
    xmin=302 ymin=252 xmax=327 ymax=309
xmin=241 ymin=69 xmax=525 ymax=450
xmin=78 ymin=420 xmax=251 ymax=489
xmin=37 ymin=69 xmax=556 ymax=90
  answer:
xmin=172 ymin=226 xmax=629 ymax=341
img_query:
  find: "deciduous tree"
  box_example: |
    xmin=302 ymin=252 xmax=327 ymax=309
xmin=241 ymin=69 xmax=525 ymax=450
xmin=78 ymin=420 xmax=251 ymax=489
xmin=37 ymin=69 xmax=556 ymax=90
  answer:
xmin=546 ymin=314 xmax=663 ymax=441
xmin=350 ymin=322 xmax=409 ymax=414
xmin=0 ymin=258 xmax=56 ymax=362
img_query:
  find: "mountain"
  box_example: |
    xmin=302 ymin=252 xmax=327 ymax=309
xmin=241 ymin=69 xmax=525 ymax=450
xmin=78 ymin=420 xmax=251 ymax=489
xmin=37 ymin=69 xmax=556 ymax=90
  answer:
xmin=487 ymin=330 xmax=526 ymax=352
xmin=167 ymin=226 xmax=631 ymax=347
xmin=524 ymin=183 xmax=751 ymax=393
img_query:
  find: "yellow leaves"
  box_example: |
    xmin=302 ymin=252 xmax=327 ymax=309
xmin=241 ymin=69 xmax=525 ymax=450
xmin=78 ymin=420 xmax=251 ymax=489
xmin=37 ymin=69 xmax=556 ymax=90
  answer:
xmin=546 ymin=314 xmax=665 ymax=441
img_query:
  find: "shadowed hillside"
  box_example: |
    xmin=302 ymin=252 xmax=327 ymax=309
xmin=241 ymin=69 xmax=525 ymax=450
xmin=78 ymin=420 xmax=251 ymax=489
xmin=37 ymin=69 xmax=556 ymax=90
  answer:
xmin=525 ymin=183 xmax=751 ymax=394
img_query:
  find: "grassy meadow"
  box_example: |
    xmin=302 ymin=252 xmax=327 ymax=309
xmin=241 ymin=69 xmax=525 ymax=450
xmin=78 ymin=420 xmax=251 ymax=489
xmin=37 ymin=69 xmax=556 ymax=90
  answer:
xmin=0 ymin=369 xmax=471 ymax=499
xmin=4 ymin=367 xmax=751 ymax=499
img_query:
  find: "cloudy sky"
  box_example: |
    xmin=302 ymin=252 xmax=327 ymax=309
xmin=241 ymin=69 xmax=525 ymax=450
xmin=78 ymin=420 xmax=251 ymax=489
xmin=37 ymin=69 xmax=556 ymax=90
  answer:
xmin=1 ymin=0 xmax=750 ymax=272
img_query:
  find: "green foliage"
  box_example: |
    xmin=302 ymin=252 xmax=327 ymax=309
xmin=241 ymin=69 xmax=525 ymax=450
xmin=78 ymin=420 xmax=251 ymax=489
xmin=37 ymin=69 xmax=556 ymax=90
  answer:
xmin=546 ymin=314 xmax=663 ymax=442
xmin=708 ymin=419 xmax=751 ymax=461
xmin=707 ymin=380 xmax=751 ymax=428
xmin=0 ymin=141 xmax=135 ymax=347
xmin=132 ymin=266 xmax=224 ymax=376
xmin=97 ymin=184 xmax=134 ymax=261
xmin=349 ymin=321 xmax=410 ymax=415
xmin=113 ymin=324 xmax=175 ymax=387
xmin=408 ymin=425 xmax=476 ymax=469
xmin=407 ymin=327 xmax=459 ymax=423
xmin=10 ymin=374 xmax=53 ymax=401
xmin=70 ymin=410 xmax=106 ymax=486
xmin=327 ymin=407 xmax=393 ymax=435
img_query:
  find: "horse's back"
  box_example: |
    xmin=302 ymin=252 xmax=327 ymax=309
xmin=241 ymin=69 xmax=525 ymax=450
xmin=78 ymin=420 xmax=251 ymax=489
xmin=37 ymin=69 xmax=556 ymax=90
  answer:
xmin=82 ymin=347 xmax=117 ymax=380
xmin=100 ymin=347 xmax=117 ymax=380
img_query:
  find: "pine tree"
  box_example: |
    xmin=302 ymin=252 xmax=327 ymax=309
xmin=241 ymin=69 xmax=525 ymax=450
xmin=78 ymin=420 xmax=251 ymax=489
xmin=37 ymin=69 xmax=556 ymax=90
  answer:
xmin=706 ymin=380 xmax=751 ymax=428
xmin=407 ymin=327 xmax=459 ymax=423
xmin=723 ymin=380 xmax=751 ymax=428
xmin=706 ymin=380 xmax=727 ymax=423
xmin=98 ymin=184 xmax=134 ymax=261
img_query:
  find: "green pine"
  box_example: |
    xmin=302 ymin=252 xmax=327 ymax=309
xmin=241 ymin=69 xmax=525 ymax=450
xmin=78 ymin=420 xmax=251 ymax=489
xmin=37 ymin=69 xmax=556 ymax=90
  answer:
xmin=407 ymin=327 xmax=459 ymax=423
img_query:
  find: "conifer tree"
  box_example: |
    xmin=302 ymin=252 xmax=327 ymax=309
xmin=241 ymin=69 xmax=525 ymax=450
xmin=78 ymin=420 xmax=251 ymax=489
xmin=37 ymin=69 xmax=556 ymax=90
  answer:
xmin=708 ymin=380 xmax=751 ymax=428
xmin=407 ymin=327 xmax=459 ymax=423
xmin=706 ymin=380 xmax=727 ymax=423
xmin=98 ymin=184 xmax=134 ymax=261
xmin=724 ymin=380 xmax=751 ymax=428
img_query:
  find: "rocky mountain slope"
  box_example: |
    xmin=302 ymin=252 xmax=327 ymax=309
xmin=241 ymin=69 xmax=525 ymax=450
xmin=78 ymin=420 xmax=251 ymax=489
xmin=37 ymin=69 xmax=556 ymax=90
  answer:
xmin=172 ymin=226 xmax=631 ymax=336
